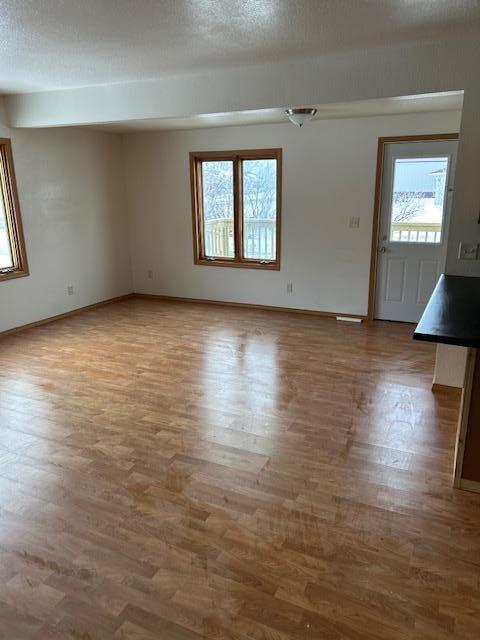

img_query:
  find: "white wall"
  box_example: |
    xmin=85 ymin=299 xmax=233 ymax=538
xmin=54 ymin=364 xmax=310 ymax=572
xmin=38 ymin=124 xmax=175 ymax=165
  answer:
xmin=445 ymin=82 xmax=480 ymax=276
xmin=0 ymin=110 xmax=132 ymax=332
xmin=5 ymin=36 xmax=476 ymax=129
xmin=5 ymin=35 xmax=480 ymax=280
xmin=124 ymin=110 xmax=461 ymax=316
xmin=433 ymin=344 xmax=468 ymax=388
xmin=0 ymin=105 xmax=466 ymax=332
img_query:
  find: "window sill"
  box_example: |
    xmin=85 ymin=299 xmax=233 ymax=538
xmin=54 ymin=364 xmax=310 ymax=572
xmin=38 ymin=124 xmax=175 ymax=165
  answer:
xmin=195 ymin=258 xmax=280 ymax=271
xmin=0 ymin=268 xmax=29 ymax=283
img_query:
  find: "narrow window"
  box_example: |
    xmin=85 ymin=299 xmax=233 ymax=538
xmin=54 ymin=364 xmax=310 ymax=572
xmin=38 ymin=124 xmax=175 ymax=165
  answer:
xmin=202 ymin=160 xmax=235 ymax=259
xmin=0 ymin=139 xmax=28 ymax=281
xmin=389 ymin=156 xmax=450 ymax=244
xmin=190 ymin=149 xmax=281 ymax=269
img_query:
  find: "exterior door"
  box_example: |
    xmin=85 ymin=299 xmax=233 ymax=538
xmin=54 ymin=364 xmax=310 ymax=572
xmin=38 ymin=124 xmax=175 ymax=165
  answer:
xmin=374 ymin=139 xmax=458 ymax=322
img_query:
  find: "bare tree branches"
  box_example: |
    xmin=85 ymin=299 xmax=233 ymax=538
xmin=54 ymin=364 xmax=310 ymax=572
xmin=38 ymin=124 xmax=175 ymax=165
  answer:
xmin=202 ymin=160 xmax=276 ymax=220
xmin=243 ymin=159 xmax=276 ymax=220
xmin=392 ymin=191 xmax=427 ymax=222
xmin=202 ymin=161 xmax=234 ymax=220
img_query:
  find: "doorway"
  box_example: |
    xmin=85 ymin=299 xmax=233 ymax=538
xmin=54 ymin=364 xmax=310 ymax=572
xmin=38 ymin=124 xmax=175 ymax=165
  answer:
xmin=369 ymin=134 xmax=458 ymax=323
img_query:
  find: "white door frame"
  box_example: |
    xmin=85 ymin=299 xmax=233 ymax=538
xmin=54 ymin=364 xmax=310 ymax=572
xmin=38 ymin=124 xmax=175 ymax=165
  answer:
xmin=367 ymin=133 xmax=459 ymax=322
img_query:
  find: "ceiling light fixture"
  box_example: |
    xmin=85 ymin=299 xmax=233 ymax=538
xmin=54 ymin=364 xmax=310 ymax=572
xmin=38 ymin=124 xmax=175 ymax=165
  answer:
xmin=285 ymin=107 xmax=317 ymax=127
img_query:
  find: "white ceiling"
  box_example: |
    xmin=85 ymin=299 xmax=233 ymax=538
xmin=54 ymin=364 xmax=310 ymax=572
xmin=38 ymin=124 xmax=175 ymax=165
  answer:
xmin=88 ymin=92 xmax=463 ymax=133
xmin=1 ymin=0 xmax=479 ymax=94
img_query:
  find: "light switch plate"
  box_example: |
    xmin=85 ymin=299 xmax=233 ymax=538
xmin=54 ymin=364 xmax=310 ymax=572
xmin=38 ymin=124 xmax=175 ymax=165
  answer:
xmin=458 ymin=242 xmax=479 ymax=260
xmin=349 ymin=216 xmax=360 ymax=229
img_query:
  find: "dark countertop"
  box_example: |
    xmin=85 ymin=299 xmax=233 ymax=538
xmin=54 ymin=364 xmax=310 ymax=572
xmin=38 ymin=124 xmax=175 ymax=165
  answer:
xmin=414 ymin=274 xmax=480 ymax=348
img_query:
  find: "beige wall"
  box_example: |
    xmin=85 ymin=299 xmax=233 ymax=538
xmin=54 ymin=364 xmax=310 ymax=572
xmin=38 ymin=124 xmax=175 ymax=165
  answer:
xmin=124 ymin=110 xmax=461 ymax=316
xmin=0 ymin=114 xmax=132 ymax=332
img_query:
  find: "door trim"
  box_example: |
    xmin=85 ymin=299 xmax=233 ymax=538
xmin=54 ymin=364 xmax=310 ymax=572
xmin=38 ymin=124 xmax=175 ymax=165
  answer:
xmin=367 ymin=133 xmax=459 ymax=322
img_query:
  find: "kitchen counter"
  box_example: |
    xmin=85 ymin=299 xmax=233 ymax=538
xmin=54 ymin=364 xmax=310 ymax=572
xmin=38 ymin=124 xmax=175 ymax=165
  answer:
xmin=414 ymin=274 xmax=480 ymax=348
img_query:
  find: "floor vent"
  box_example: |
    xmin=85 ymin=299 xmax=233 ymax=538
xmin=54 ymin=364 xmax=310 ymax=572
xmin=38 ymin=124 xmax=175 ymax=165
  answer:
xmin=336 ymin=316 xmax=362 ymax=323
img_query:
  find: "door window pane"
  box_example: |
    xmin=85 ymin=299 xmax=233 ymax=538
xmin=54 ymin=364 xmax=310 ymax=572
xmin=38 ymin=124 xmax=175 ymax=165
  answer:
xmin=390 ymin=157 xmax=449 ymax=244
xmin=0 ymin=188 xmax=13 ymax=269
xmin=243 ymin=159 xmax=277 ymax=260
xmin=202 ymin=161 xmax=234 ymax=258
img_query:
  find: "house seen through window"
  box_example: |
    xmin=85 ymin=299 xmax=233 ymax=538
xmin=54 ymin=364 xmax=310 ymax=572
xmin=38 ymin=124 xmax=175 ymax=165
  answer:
xmin=389 ymin=156 xmax=449 ymax=244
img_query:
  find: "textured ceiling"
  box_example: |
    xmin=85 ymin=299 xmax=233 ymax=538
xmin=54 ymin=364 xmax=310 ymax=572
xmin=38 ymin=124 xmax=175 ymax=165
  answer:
xmin=1 ymin=0 xmax=479 ymax=93
xmin=88 ymin=92 xmax=464 ymax=133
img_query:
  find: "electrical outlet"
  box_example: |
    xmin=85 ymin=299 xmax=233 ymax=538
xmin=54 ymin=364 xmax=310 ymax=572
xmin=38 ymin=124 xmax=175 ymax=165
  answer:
xmin=349 ymin=216 xmax=360 ymax=229
xmin=458 ymin=242 xmax=479 ymax=261
xmin=67 ymin=284 xmax=74 ymax=296
xmin=147 ymin=269 xmax=154 ymax=279
xmin=286 ymin=282 xmax=293 ymax=294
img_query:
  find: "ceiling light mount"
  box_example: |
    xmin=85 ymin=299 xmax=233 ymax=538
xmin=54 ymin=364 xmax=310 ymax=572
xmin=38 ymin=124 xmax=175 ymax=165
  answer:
xmin=285 ymin=107 xmax=317 ymax=127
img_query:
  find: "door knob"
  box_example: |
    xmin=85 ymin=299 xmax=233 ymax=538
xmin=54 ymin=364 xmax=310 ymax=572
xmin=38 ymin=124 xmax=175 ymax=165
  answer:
xmin=378 ymin=246 xmax=387 ymax=253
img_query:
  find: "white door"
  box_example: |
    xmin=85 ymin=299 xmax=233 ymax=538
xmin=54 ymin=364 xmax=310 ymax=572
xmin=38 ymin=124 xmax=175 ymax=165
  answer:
xmin=374 ymin=139 xmax=457 ymax=322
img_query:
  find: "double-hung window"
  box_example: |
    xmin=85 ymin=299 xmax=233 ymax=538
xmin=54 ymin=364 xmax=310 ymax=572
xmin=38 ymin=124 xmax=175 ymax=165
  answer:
xmin=190 ymin=149 xmax=281 ymax=269
xmin=0 ymin=139 xmax=28 ymax=282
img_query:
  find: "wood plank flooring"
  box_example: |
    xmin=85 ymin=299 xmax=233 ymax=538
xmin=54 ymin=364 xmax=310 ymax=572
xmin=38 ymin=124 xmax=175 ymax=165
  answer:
xmin=0 ymin=298 xmax=478 ymax=639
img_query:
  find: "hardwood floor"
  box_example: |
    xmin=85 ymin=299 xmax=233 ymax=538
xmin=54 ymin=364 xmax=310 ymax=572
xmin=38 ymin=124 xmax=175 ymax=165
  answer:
xmin=0 ymin=298 xmax=478 ymax=639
